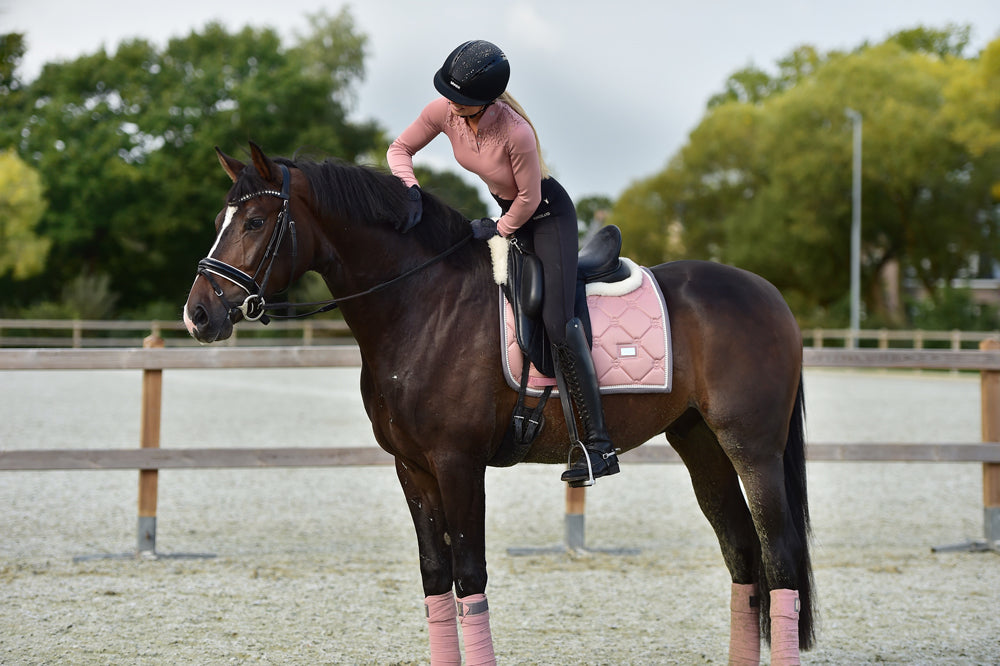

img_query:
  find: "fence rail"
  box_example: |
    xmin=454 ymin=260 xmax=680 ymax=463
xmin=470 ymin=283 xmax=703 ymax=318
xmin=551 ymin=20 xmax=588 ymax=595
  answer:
xmin=0 ymin=318 xmax=353 ymax=348
xmin=4 ymin=442 xmax=999 ymax=472
xmin=2 ymin=340 xmax=998 ymax=554
xmin=3 ymin=318 xmax=999 ymax=351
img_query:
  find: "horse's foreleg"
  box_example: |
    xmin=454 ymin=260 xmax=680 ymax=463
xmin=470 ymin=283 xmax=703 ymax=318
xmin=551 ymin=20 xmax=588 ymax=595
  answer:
xmin=395 ymin=459 xmax=461 ymax=665
xmin=396 ymin=457 xmax=496 ymax=666
xmin=434 ymin=461 xmax=494 ymax=666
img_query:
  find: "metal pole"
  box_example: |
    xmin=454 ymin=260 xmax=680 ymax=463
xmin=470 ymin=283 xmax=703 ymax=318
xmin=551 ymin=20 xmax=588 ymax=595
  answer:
xmin=845 ymin=108 xmax=862 ymax=346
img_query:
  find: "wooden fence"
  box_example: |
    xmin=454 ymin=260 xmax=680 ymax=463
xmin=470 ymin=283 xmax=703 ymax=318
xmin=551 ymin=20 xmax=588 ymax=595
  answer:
xmin=1 ymin=339 xmax=998 ymax=555
xmin=807 ymin=327 xmax=1000 ymax=350
xmin=4 ymin=318 xmax=999 ymax=351
xmin=0 ymin=318 xmax=353 ymax=348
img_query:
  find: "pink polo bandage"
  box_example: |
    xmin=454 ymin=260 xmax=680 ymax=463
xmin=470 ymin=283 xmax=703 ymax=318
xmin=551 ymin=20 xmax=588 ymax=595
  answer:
xmin=457 ymin=593 xmax=496 ymax=666
xmin=769 ymin=588 xmax=800 ymax=666
xmin=729 ymin=582 xmax=761 ymax=665
xmin=424 ymin=591 xmax=460 ymax=665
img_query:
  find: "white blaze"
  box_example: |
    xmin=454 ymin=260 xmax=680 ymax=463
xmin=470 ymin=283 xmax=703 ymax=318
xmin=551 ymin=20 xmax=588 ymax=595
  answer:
xmin=208 ymin=205 xmax=238 ymax=257
xmin=183 ymin=205 xmax=238 ymax=333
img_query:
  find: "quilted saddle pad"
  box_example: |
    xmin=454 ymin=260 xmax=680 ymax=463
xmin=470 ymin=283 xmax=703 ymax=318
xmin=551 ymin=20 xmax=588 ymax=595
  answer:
xmin=500 ymin=261 xmax=672 ymax=396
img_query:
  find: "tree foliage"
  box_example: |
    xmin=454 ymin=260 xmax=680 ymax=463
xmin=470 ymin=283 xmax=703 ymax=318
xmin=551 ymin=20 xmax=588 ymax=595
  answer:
xmin=0 ymin=150 xmax=50 ymax=279
xmin=0 ymin=10 xmax=386 ymax=314
xmin=0 ymin=10 xmax=495 ymax=317
xmin=611 ymin=25 xmax=1000 ymax=328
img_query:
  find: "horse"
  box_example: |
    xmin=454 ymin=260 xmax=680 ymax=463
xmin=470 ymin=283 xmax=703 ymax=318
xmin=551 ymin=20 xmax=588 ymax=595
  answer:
xmin=183 ymin=142 xmax=814 ymax=665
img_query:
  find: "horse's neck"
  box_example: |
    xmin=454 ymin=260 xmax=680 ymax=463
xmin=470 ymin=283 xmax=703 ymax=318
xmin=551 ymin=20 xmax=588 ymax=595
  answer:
xmin=330 ymin=258 xmax=495 ymax=370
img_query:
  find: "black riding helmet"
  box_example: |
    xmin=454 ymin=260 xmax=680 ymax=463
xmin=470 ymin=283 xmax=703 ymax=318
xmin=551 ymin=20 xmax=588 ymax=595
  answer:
xmin=433 ymin=40 xmax=510 ymax=106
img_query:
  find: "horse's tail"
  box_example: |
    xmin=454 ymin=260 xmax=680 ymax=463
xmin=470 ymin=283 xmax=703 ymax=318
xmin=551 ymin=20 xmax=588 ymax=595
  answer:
xmin=759 ymin=373 xmax=816 ymax=650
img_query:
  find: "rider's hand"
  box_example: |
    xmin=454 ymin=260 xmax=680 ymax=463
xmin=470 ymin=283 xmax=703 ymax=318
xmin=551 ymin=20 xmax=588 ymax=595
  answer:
xmin=470 ymin=217 xmax=499 ymax=240
xmin=397 ymin=185 xmax=422 ymax=233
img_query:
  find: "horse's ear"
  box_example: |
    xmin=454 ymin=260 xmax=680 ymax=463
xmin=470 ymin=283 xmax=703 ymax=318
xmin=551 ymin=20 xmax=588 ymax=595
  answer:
xmin=248 ymin=141 xmax=278 ymax=182
xmin=216 ymin=147 xmax=245 ymax=183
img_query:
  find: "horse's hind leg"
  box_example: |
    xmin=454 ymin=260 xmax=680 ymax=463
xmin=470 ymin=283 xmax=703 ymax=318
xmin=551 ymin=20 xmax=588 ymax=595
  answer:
xmin=736 ymin=453 xmax=808 ymax=666
xmin=666 ymin=411 xmax=762 ymax=665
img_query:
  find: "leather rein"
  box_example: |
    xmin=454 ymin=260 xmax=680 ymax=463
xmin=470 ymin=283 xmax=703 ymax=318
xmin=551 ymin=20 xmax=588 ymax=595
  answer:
xmin=196 ymin=164 xmax=472 ymax=324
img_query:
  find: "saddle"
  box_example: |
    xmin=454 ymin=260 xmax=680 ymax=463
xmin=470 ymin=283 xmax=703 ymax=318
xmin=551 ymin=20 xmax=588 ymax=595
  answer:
xmin=503 ymin=224 xmax=633 ymax=377
xmin=488 ymin=225 xmax=634 ymax=468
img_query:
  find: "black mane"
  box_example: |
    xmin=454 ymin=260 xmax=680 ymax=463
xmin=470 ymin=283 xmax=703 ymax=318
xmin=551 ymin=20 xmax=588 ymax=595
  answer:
xmin=229 ymin=156 xmax=484 ymax=272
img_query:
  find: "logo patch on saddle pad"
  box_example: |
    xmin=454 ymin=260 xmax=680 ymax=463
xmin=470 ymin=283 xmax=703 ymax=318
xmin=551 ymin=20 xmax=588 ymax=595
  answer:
xmin=500 ymin=261 xmax=672 ymax=396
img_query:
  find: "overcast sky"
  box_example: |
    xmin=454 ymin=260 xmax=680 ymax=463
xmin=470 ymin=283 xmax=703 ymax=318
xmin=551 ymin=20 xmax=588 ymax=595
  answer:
xmin=3 ymin=0 xmax=999 ymax=203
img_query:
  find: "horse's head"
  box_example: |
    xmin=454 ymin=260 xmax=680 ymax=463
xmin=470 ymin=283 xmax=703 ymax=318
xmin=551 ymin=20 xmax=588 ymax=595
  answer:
xmin=184 ymin=142 xmax=306 ymax=343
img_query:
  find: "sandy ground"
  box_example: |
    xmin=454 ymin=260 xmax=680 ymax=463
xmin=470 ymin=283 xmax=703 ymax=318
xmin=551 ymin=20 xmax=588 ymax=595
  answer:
xmin=1 ymin=367 xmax=998 ymax=665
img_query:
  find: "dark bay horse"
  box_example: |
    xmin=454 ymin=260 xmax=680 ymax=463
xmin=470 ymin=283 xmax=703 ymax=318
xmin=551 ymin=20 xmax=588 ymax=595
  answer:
xmin=184 ymin=143 xmax=814 ymax=665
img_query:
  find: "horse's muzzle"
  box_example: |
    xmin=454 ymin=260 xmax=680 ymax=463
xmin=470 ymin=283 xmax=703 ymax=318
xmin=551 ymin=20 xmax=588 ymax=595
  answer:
xmin=183 ymin=298 xmax=235 ymax=344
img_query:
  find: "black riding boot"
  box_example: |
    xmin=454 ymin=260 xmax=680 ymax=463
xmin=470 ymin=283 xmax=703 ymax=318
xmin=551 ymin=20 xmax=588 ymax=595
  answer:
xmin=555 ymin=318 xmax=621 ymax=487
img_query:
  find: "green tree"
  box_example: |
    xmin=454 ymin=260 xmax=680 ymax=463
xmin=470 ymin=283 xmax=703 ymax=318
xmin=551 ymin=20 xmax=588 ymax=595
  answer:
xmin=0 ymin=32 xmax=25 ymax=98
xmin=707 ymin=45 xmax=824 ymax=109
xmin=0 ymin=9 xmax=384 ymax=314
xmin=612 ymin=26 xmax=998 ymax=327
xmin=944 ymin=38 xmax=1000 ymax=195
xmin=0 ymin=150 xmax=50 ymax=280
xmin=888 ymin=24 xmax=971 ymax=57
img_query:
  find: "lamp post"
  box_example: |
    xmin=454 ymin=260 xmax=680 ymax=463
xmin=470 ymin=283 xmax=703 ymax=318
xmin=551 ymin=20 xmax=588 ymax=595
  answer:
xmin=845 ymin=108 xmax=862 ymax=347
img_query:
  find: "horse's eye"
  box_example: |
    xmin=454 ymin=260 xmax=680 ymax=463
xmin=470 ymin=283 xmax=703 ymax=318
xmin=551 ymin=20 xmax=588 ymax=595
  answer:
xmin=245 ymin=217 xmax=266 ymax=231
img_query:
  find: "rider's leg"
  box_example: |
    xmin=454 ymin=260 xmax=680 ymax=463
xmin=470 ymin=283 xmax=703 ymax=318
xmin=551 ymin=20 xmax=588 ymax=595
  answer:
xmin=553 ymin=318 xmax=620 ymax=485
xmin=530 ymin=182 xmax=619 ymax=486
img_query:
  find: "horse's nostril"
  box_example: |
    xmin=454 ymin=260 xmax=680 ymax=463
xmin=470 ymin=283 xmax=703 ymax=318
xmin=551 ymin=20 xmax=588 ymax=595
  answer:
xmin=193 ymin=304 xmax=209 ymax=328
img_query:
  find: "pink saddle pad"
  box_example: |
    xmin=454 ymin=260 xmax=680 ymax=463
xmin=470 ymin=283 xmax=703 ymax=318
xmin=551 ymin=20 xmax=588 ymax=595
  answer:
xmin=500 ymin=264 xmax=672 ymax=395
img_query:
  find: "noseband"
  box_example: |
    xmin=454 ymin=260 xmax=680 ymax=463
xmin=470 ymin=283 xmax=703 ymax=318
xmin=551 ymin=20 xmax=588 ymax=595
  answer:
xmin=197 ymin=164 xmax=297 ymax=325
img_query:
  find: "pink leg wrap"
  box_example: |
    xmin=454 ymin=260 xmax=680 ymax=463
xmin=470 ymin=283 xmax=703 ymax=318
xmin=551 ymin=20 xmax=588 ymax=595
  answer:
xmin=424 ymin=591 xmax=461 ymax=666
xmin=457 ymin=593 xmax=496 ymax=666
xmin=728 ymin=583 xmax=760 ymax=665
xmin=769 ymin=589 xmax=801 ymax=666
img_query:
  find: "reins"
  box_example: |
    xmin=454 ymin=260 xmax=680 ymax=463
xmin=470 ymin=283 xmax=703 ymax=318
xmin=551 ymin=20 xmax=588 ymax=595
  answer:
xmin=196 ymin=163 xmax=473 ymax=323
xmin=262 ymin=232 xmax=473 ymax=319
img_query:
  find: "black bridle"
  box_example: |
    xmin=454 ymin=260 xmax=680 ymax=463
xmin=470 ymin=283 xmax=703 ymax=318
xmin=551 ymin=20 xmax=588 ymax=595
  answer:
xmin=197 ymin=164 xmax=297 ymax=325
xmin=196 ymin=164 xmax=473 ymax=324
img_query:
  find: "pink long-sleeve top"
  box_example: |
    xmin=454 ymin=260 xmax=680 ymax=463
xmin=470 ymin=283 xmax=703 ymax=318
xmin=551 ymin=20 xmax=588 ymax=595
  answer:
xmin=387 ymin=97 xmax=542 ymax=237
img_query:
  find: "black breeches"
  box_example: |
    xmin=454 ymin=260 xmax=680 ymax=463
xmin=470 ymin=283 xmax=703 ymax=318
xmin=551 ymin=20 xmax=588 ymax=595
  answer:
xmin=497 ymin=178 xmax=578 ymax=345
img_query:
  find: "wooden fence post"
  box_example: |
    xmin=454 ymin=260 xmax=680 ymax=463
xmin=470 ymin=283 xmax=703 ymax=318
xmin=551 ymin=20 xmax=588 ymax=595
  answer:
xmin=981 ymin=339 xmax=1000 ymax=546
xmin=565 ymin=486 xmax=586 ymax=550
xmin=138 ymin=334 xmax=164 ymax=554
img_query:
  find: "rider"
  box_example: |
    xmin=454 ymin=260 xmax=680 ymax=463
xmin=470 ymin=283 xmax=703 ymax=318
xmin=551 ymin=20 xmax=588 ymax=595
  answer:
xmin=387 ymin=40 xmax=619 ymax=486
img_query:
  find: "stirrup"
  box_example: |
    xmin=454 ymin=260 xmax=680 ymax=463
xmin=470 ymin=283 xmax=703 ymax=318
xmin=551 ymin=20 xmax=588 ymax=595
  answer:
xmin=562 ymin=441 xmax=621 ymax=488
xmin=565 ymin=440 xmax=596 ymax=487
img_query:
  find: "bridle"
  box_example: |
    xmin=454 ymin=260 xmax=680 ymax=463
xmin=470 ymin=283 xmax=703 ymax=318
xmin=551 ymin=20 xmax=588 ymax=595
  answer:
xmin=197 ymin=164 xmax=297 ymax=325
xmin=196 ymin=163 xmax=473 ymax=324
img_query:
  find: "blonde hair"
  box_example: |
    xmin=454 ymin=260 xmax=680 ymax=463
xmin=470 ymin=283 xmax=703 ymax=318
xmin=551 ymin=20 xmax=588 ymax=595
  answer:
xmin=497 ymin=92 xmax=551 ymax=179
